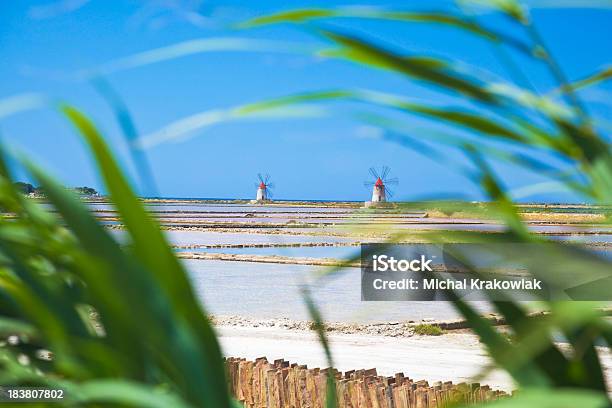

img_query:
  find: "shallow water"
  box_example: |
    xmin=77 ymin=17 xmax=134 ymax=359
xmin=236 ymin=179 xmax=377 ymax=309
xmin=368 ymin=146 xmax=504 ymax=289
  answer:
xmin=165 ymin=230 xmax=358 ymax=246
xmin=179 ymin=243 xmax=611 ymax=261
xmin=101 ymin=203 xmax=360 ymax=213
xmin=185 ymin=260 xmax=493 ymax=323
xmin=177 ymin=245 xmax=360 ymax=258
xmin=45 ymin=200 xmax=611 ymax=323
xmin=110 ymin=229 xmax=358 ymax=246
xmin=153 ymin=217 xmax=424 ymax=225
xmin=548 ymin=234 xmax=612 ymax=243
xmin=393 ymin=223 xmax=611 ymax=233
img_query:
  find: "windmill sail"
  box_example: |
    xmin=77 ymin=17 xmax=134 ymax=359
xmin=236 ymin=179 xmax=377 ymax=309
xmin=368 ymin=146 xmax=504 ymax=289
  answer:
xmin=364 ymin=166 xmax=398 ymax=203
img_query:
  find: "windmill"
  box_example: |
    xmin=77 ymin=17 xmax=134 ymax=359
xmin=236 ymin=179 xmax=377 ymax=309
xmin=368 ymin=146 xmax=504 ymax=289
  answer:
xmin=254 ymin=173 xmax=274 ymax=202
xmin=364 ymin=166 xmax=398 ymax=204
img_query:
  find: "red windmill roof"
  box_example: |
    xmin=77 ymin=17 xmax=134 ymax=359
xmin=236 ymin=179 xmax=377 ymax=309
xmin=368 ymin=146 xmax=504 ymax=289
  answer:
xmin=259 ymin=182 xmax=266 ymax=189
xmin=375 ymin=177 xmax=384 ymax=187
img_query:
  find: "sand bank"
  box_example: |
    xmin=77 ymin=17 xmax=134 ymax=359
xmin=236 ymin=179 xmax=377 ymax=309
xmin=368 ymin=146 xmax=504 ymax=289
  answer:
xmin=217 ymin=325 xmax=612 ymax=393
xmin=218 ymin=326 xmax=514 ymax=390
xmin=210 ymin=310 xmax=612 ymax=335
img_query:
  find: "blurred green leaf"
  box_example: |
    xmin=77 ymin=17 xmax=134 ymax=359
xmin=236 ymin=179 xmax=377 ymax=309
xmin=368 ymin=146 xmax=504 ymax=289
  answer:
xmin=0 ymin=316 xmax=38 ymax=338
xmin=92 ymin=78 xmax=158 ymax=197
xmin=59 ymin=105 xmax=233 ymax=407
xmin=77 ymin=38 xmax=313 ymax=78
xmin=458 ymin=0 xmax=527 ymax=23
xmin=469 ymin=387 xmax=609 ymax=407
xmin=0 ymin=93 xmax=48 ymax=120
xmin=301 ymin=286 xmax=337 ymax=408
xmin=242 ymin=7 xmax=532 ymax=54
xmin=564 ymin=66 xmax=612 ymax=92
xmin=320 ymin=30 xmax=499 ymax=104
xmin=68 ymin=380 xmax=193 ymax=408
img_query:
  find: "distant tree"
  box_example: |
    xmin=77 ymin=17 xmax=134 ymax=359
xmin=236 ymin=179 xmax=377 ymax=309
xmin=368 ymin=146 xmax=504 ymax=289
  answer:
xmin=73 ymin=186 xmax=99 ymax=196
xmin=13 ymin=182 xmax=35 ymax=194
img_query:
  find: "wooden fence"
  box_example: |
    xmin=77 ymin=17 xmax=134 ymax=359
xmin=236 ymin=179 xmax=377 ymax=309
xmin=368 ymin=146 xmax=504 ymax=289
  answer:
xmin=226 ymin=357 xmax=507 ymax=408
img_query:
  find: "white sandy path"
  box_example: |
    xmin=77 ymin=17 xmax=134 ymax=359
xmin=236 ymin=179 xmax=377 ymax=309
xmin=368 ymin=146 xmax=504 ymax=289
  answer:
xmin=218 ymin=326 xmax=516 ymax=391
xmin=218 ymin=326 xmax=612 ymax=393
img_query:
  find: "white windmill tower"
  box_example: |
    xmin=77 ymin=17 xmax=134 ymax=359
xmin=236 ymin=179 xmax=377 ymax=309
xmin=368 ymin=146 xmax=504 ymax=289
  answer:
xmin=254 ymin=173 xmax=274 ymax=203
xmin=364 ymin=166 xmax=398 ymax=207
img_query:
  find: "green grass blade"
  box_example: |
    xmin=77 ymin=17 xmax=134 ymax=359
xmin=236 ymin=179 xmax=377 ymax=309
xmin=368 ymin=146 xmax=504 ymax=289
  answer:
xmin=92 ymin=77 xmax=158 ymax=197
xmin=301 ymin=286 xmax=337 ymax=408
xmin=68 ymin=380 xmax=193 ymax=408
xmin=59 ymin=105 xmax=232 ymax=407
xmin=321 ymin=29 xmax=499 ymax=104
xmin=241 ymin=7 xmax=532 ymax=54
xmin=468 ymin=387 xmax=609 ymax=408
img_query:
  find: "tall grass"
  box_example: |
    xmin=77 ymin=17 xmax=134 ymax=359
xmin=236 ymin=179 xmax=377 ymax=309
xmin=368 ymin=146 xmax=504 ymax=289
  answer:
xmin=0 ymin=1 xmax=611 ymax=407
xmin=236 ymin=1 xmax=612 ymax=406
xmin=0 ymin=107 xmax=236 ymax=407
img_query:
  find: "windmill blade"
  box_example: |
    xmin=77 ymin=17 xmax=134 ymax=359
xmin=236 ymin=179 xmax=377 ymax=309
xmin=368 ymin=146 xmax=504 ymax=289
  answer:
xmin=266 ymin=188 xmax=274 ymax=198
xmin=385 ymin=177 xmax=399 ymax=185
xmin=364 ymin=181 xmax=375 ymax=187
xmin=254 ymin=182 xmax=261 ymax=189
xmin=257 ymin=173 xmax=264 ymax=184
xmin=385 ymin=186 xmax=395 ymax=198
xmin=381 ymin=166 xmax=390 ymax=180
xmin=267 ymin=182 xmax=275 ymax=189
xmin=369 ymin=167 xmax=379 ymax=180
xmin=264 ymin=174 xmax=271 ymax=184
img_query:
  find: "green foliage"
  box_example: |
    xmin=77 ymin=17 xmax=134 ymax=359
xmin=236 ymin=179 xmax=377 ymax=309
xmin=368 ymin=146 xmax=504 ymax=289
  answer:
xmin=11 ymin=182 xmax=98 ymax=197
xmin=72 ymin=186 xmax=98 ymax=196
xmin=237 ymin=1 xmax=612 ymax=406
xmin=472 ymin=388 xmax=610 ymax=408
xmin=12 ymin=182 xmax=34 ymax=195
xmin=0 ymin=107 xmax=234 ymax=406
xmin=412 ymin=324 xmax=444 ymax=336
xmin=0 ymin=1 xmax=611 ymax=407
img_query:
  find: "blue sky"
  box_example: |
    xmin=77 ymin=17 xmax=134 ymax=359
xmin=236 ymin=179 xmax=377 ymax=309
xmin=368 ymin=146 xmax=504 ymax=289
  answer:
xmin=1 ymin=0 xmax=610 ymax=202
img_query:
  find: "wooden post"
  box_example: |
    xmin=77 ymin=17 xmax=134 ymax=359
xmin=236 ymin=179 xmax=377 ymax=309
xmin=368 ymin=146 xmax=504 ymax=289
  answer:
xmin=223 ymin=356 xmax=507 ymax=407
